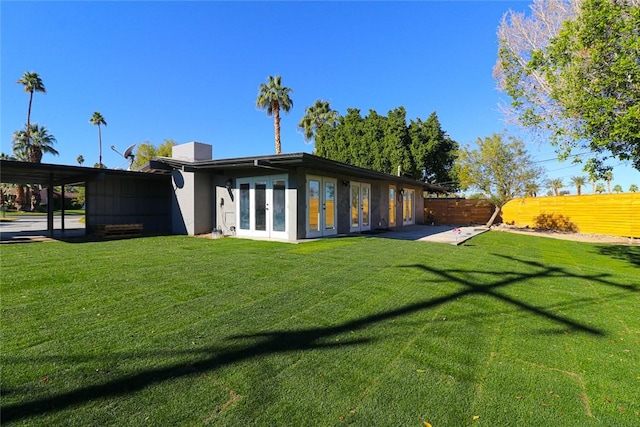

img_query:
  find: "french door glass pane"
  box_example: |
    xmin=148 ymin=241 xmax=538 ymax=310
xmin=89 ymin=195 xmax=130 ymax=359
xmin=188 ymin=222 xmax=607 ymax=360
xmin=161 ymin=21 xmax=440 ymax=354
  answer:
xmin=389 ymin=187 xmax=395 ymax=226
xmin=255 ymin=183 xmax=266 ymax=231
xmin=408 ymin=193 xmax=413 ymax=221
xmin=309 ymin=180 xmax=320 ymax=232
xmin=362 ymin=186 xmax=370 ymax=227
xmin=351 ymin=185 xmax=360 ymax=227
xmin=325 ymin=181 xmax=335 ymax=230
xmin=272 ymin=180 xmax=286 ymax=232
xmin=240 ymin=183 xmax=250 ymax=230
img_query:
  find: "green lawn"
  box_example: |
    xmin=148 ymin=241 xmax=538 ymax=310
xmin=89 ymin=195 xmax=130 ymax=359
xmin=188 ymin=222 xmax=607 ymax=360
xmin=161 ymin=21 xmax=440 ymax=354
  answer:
xmin=1 ymin=232 xmax=638 ymax=426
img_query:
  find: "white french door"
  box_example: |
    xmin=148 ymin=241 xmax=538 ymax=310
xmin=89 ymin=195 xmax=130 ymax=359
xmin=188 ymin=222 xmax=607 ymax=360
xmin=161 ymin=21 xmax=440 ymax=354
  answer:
xmin=306 ymin=176 xmax=337 ymax=238
xmin=350 ymin=182 xmax=371 ymax=233
xmin=402 ymin=188 xmax=415 ymax=225
xmin=237 ymin=175 xmax=288 ymax=239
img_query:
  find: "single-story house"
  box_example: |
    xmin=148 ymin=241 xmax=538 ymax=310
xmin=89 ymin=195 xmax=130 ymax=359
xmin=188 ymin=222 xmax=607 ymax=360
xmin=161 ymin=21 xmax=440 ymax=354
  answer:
xmin=146 ymin=142 xmax=443 ymax=241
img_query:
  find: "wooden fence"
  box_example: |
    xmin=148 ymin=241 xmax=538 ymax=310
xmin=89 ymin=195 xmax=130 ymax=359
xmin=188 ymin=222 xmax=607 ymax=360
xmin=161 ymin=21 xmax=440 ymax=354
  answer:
xmin=424 ymin=198 xmax=496 ymax=225
xmin=502 ymin=194 xmax=640 ymax=238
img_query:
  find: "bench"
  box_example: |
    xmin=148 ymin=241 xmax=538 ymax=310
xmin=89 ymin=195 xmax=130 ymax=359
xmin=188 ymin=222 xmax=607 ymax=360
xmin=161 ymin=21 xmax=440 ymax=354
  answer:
xmin=94 ymin=223 xmax=143 ymax=239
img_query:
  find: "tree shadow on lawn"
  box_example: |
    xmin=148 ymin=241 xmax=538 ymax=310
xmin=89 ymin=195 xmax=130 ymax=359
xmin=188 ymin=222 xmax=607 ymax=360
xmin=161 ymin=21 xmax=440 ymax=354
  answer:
xmin=595 ymin=244 xmax=640 ymax=267
xmin=2 ymin=255 xmax=632 ymax=423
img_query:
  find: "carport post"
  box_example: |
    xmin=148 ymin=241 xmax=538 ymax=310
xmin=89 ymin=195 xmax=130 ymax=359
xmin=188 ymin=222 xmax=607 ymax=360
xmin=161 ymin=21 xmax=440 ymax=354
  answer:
xmin=47 ymin=174 xmax=54 ymax=237
xmin=61 ymin=184 xmax=65 ymax=231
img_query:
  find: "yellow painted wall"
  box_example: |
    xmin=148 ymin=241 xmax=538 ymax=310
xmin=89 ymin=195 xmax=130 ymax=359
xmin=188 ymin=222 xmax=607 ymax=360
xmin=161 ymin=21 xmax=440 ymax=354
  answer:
xmin=502 ymin=194 xmax=640 ymax=238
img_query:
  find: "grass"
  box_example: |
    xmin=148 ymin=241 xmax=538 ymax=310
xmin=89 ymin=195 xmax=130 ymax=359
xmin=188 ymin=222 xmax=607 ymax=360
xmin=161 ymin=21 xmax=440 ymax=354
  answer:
xmin=1 ymin=232 xmax=639 ymax=426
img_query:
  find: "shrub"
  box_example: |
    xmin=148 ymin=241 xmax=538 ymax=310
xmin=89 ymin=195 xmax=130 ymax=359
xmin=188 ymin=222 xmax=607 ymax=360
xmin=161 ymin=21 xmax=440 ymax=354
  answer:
xmin=533 ymin=212 xmax=578 ymax=232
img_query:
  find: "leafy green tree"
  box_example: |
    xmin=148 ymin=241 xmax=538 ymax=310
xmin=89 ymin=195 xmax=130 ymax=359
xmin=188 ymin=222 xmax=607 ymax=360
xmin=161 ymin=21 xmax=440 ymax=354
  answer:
xmin=72 ymin=186 xmax=85 ymax=207
xmin=361 ymin=110 xmax=387 ymax=172
xmin=89 ymin=112 xmax=107 ymax=168
xmin=298 ymin=100 xmax=338 ymax=143
xmin=157 ymin=139 xmax=175 ymax=157
xmin=629 ymin=184 xmax=639 ymax=192
xmin=17 ymin=71 xmax=46 ymax=146
xmin=315 ymin=108 xmax=364 ymax=165
xmin=496 ymin=0 xmax=640 ymax=173
xmin=612 ymin=184 xmax=623 ymax=193
xmin=546 ymin=178 xmax=564 ymax=196
xmin=570 ymin=176 xmax=586 ymax=195
xmin=12 ymin=124 xmax=58 ymax=163
xmin=132 ymin=139 xmax=177 ymax=168
xmin=543 ymin=0 xmax=640 ymax=170
xmin=382 ymin=107 xmax=414 ymax=178
xmin=256 ymin=75 xmax=293 ymax=155
xmin=315 ymin=107 xmax=458 ymax=185
xmin=409 ymin=112 xmax=458 ymax=187
xmin=455 ymin=133 xmax=543 ymax=225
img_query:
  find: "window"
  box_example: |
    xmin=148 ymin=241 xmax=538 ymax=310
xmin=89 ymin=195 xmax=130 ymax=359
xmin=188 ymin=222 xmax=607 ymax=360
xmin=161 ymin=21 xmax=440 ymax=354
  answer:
xmin=389 ymin=186 xmax=396 ymax=227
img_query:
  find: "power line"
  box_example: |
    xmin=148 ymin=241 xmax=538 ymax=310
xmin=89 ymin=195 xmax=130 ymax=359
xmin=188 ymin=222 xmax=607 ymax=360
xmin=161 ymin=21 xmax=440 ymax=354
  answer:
xmin=531 ymin=151 xmax=594 ymax=164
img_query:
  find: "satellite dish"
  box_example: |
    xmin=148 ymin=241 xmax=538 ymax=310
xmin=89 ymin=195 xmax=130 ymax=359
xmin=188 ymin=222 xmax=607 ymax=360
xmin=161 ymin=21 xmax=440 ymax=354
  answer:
xmin=111 ymin=144 xmax=136 ymax=170
xmin=123 ymin=144 xmax=136 ymax=159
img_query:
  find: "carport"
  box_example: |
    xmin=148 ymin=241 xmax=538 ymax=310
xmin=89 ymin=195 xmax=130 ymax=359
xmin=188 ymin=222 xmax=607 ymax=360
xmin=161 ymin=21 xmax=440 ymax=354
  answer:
xmin=1 ymin=160 xmax=172 ymax=239
xmin=1 ymin=160 xmax=99 ymax=237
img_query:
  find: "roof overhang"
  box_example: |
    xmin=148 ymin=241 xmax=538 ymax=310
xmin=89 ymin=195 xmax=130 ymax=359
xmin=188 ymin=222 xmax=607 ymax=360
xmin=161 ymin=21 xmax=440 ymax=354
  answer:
xmin=0 ymin=160 xmax=167 ymax=186
xmin=146 ymin=153 xmax=449 ymax=192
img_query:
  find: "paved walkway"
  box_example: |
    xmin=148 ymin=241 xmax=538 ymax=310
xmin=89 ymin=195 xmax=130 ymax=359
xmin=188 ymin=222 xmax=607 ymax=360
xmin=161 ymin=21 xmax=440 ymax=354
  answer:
xmin=1 ymin=218 xmax=488 ymax=245
xmin=376 ymin=225 xmax=489 ymax=245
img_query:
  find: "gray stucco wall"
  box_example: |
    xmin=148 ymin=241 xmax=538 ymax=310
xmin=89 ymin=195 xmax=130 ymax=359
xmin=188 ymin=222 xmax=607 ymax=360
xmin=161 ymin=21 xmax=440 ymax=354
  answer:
xmin=171 ymin=170 xmax=212 ymax=235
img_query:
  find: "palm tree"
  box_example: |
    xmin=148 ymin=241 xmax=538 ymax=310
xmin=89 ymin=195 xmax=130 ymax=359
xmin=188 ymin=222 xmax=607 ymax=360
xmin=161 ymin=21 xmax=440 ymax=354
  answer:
xmin=89 ymin=112 xmax=107 ymax=168
xmin=612 ymin=184 xmax=623 ymax=193
xmin=603 ymin=170 xmax=613 ymax=193
xmin=589 ymin=175 xmax=598 ymax=194
xmin=569 ymin=176 xmax=586 ymax=195
xmin=547 ymin=178 xmax=563 ymax=196
xmin=630 ymin=184 xmax=639 ymax=193
xmin=12 ymin=124 xmax=59 ymax=163
xmin=595 ymin=183 xmax=606 ymax=194
xmin=12 ymin=124 xmax=58 ymax=211
xmin=298 ymin=100 xmax=338 ymax=143
xmin=17 ymin=72 xmax=46 ymax=145
xmin=256 ymin=75 xmax=293 ymax=155
xmin=524 ymin=182 xmax=539 ymax=197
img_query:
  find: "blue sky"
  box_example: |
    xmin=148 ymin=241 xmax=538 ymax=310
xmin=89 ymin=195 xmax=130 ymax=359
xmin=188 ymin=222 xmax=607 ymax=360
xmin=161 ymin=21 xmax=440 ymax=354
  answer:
xmin=2 ymin=0 xmax=639 ymax=192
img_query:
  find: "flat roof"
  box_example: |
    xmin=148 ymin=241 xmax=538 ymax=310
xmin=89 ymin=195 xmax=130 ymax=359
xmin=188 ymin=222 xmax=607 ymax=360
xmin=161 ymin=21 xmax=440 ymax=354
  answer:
xmin=0 ymin=160 xmax=167 ymax=186
xmin=147 ymin=152 xmax=448 ymax=191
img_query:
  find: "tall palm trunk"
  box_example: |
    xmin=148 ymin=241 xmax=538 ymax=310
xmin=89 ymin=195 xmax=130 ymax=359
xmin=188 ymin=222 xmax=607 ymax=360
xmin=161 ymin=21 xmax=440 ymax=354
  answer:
xmin=98 ymin=124 xmax=103 ymax=166
xmin=26 ymin=90 xmax=34 ymax=143
xmin=16 ymin=186 xmax=25 ymax=211
xmin=273 ymin=106 xmax=282 ymax=155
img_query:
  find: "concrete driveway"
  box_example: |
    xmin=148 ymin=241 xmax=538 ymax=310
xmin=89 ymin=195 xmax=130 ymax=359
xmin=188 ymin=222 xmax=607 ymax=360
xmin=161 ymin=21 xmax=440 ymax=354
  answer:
xmin=0 ymin=215 xmax=85 ymax=243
